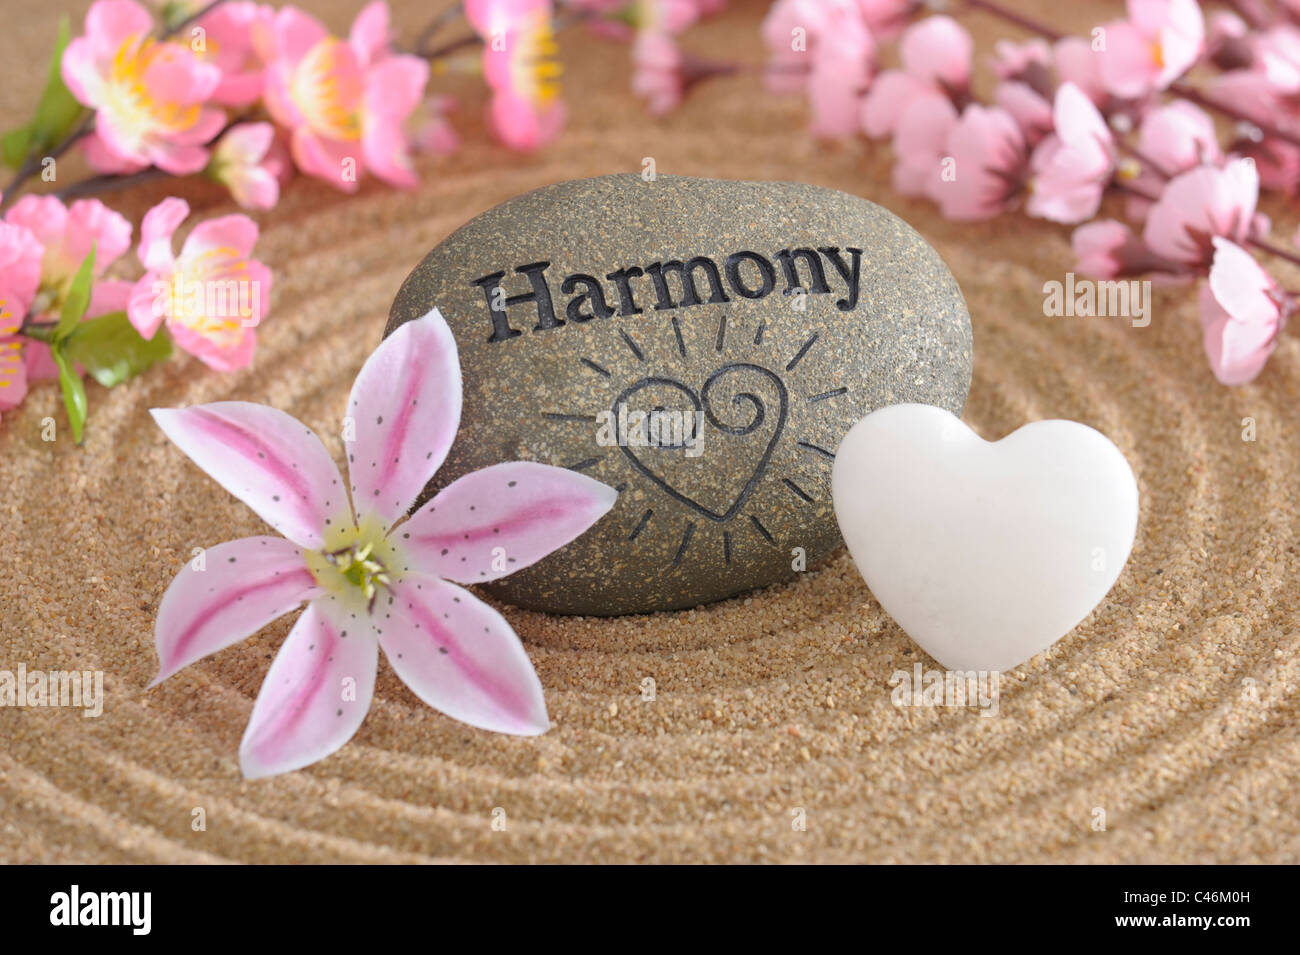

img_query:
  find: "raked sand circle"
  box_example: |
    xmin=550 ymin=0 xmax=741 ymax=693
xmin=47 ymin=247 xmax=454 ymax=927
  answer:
xmin=1 ymin=0 xmax=1298 ymax=863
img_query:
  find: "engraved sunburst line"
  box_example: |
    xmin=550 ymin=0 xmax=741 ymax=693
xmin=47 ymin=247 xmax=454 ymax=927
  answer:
xmin=671 ymin=315 xmax=687 ymax=358
xmin=628 ymin=508 xmax=653 ymax=541
xmin=581 ymin=357 xmax=611 ymax=377
xmin=797 ymin=440 xmax=835 ymax=459
xmin=715 ymin=314 xmax=727 ymax=352
xmin=618 ymin=328 xmax=646 ymax=362
xmin=542 ymin=412 xmax=596 ymax=422
xmin=782 ymin=478 xmax=813 ymax=503
xmin=807 ymin=387 xmax=846 ymax=402
xmin=785 ymin=332 xmax=818 ymax=372
xmin=723 ymin=530 xmax=732 ymax=566
xmin=565 ymin=454 xmax=605 ymax=471
xmin=749 ymin=514 xmax=775 ymax=544
xmin=671 ymin=522 xmax=696 ymax=567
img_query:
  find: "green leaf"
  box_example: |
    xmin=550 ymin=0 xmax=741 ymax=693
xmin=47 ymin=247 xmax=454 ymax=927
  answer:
xmin=1 ymin=125 xmax=33 ymax=169
xmin=64 ymin=312 xmax=174 ymax=388
xmin=2 ymin=16 xmax=85 ymax=169
xmin=50 ymin=343 xmax=86 ymax=444
xmin=54 ymin=245 xmax=96 ymax=341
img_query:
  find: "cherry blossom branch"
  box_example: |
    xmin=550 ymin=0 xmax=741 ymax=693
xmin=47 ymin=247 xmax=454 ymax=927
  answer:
xmin=0 ymin=0 xmax=228 ymax=210
xmin=962 ymin=0 xmax=1300 ymax=151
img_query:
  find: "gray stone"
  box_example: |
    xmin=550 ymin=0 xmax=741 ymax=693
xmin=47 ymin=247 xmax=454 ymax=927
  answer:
xmin=386 ymin=173 xmax=971 ymax=615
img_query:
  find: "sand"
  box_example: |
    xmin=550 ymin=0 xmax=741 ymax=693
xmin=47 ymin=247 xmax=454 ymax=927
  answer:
xmin=2 ymin=0 xmax=1299 ymax=864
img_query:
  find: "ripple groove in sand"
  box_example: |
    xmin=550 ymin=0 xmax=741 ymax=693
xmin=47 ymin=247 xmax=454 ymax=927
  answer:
xmin=4 ymin=0 xmax=1300 ymax=863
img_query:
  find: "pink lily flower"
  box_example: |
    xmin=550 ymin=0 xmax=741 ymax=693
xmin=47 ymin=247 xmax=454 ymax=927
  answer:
xmin=127 ymin=197 xmax=271 ymax=371
xmin=466 ymin=0 xmax=567 ymax=150
xmin=861 ymin=15 xmax=972 ymax=139
xmin=62 ymin=0 xmax=226 ymax=175
xmin=261 ymin=2 xmax=429 ymax=190
xmin=933 ymin=104 xmax=1028 ymax=221
xmin=0 ymin=219 xmax=45 ymax=413
xmin=150 ymin=308 xmax=617 ymax=778
xmin=1026 ymin=83 xmax=1116 ymax=224
xmin=1098 ymin=0 xmax=1205 ymax=99
xmin=207 ymin=122 xmax=281 ymax=210
xmin=1142 ymin=157 xmax=1261 ymax=270
xmin=1197 ymin=238 xmax=1292 ymax=385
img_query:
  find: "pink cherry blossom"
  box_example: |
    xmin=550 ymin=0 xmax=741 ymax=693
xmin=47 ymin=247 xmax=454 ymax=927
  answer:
xmin=1197 ymin=237 xmax=1291 ymax=385
xmin=409 ymin=96 xmax=460 ymax=155
xmin=0 ymin=218 xmax=44 ymax=413
xmin=207 ymin=122 xmax=281 ymax=210
xmin=127 ymin=197 xmax=271 ymax=371
xmin=1071 ymin=219 xmax=1183 ymax=279
xmin=62 ymin=0 xmax=226 ymax=175
xmin=4 ymin=196 xmax=132 ymax=312
xmin=149 ymin=308 xmax=618 ymax=778
xmin=993 ymin=38 xmax=1052 ymax=82
xmin=762 ymin=0 xmax=876 ymax=135
xmin=1053 ymin=35 xmax=1111 ymax=108
xmin=1142 ymin=157 xmax=1261 ymax=269
xmin=862 ymin=15 xmax=972 ymax=138
xmin=994 ymin=80 xmax=1052 ymax=146
xmin=261 ymin=2 xmax=429 ymax=190
xmin=195 ymin=1 xmax=274 ymax=106
xmin=632 ymin=31 xmax=685 ymax=116
xmin=466 ymin=0 xmax=567 ymax=150
xmin=1098 ymin=0 xmax=1205 ymax=99
xmin=932 ymin=104 xmax=1028 ymax=221
xmin=1209 ymin=68 xmax=1300 ymax=192
xmin=890 ymin=94 xmax=957 ymax=199
xmin=858 ymin=0 xmax=917 ymax=40
xmin=1026 ymin=83 xmax=1116 ymax=224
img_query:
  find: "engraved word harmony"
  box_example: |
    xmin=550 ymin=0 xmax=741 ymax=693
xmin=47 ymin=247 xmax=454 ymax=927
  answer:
xmin=471 ymin=246 xmax=865 ymax=343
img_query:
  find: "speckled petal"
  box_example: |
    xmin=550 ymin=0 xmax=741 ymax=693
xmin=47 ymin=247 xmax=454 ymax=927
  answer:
xmin=239 ymin=600 xmax=378 ymax=779
xmin=400 ymin=461 xmax=617 ymax=583
xmin=152 ymin=536 xmax=321 ymax=685
xmin=345 ymin=306 xmax=461 ymax=527
xmin=152 ymin=402 xmax=348 ymax=550
xmin=378 ymin=574 xmax=549 ymax=735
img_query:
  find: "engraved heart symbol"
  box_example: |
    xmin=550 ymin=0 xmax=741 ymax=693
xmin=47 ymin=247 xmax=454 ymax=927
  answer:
xmin=615 ymin=363 xmax=788 ymax=523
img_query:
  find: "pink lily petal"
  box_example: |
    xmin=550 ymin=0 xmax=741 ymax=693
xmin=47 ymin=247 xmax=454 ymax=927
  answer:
xmin=151 ymin=402 xmax=348 ymax=550
xmin=400 ymin=461 xmax=617 ymax=583
xmin=345 ymin=307 xmax=461 ymax=526
xmin=152 ymin=536 xmax=321 ymax=685
xmin=239 ymin=600 xmax=378 ymax=779
xmin=379 ymin=574 xmax=549 ymax=735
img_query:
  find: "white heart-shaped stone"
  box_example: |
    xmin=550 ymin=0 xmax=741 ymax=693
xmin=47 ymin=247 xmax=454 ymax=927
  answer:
xmin=831 ymin=404 xmax=1139 ymax=672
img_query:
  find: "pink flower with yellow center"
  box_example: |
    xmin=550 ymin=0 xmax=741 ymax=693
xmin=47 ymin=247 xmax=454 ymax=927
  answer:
xmin=260 ymin=2 xmax=429 ymax=191
xmin=0 ymin=218 xmax=44 ymax=413
xmin=207 ymin=122 xmax=281 ymax=210
xmin=62 ymin=0 xmax=227 ymax=175
xmin=127 ymin=197 xmax=271 ymax=372
xmin=150 ymin=309 xmax=617 ymax=778
xmin=467 ymin=0 xmax=567 ymax=150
